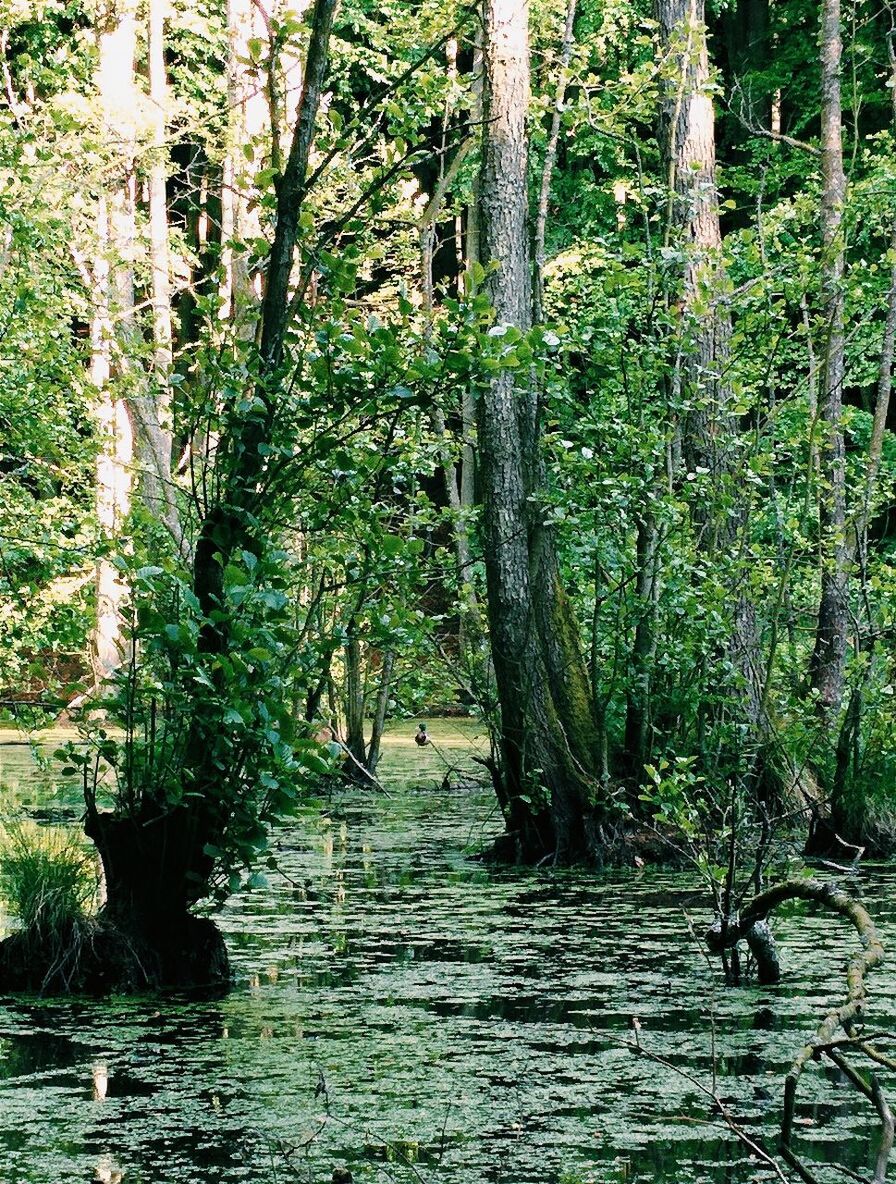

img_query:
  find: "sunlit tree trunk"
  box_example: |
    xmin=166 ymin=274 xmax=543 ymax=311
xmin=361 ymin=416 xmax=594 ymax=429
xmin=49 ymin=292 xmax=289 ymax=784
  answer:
xmin=136 ymin=0 xmax=185 ymax=555
xmin=92 ymin=1 xmax=140 ymax=683
xmin=91 ymin=196 xmax=133 ymax=683
xmin=92 ymin=0 xmax=184 ymax=674
xmin=808 ymin=0 xmax=849 ymax=718
xmin=653 ymin=0 xmax=767 ymax=780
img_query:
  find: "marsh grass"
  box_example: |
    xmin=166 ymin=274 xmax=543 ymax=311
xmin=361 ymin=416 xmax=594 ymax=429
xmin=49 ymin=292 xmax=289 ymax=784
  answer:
xmin=0 ymin=820 xmax=98 ymax=948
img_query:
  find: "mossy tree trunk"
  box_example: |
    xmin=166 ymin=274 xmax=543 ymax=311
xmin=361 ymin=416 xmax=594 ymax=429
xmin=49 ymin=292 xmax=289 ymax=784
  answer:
xmin=477 ymin=0 xmax=606 ymax=863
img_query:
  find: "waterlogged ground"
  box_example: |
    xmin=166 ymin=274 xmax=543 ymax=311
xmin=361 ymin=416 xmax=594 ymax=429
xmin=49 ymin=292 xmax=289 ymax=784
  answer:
xmin=1 ymin=721 xmax=896 ymax=1184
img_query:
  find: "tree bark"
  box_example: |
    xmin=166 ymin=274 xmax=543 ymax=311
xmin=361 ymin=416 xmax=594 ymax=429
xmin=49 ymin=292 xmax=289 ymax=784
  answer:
xmin=478 ymin=0 xmax=602 ymax=862
xmin=808 ymin=0 xmax=849 ymax=718
xmin=135 ymin=0 xmax=186 ymax=557
xmin=654 ymin=0 xmax=769 ymax=785
xmin=92 ymin=1 xmax=139 ymax=683
xmin=91 ymin=196 xmax=133 ymax=684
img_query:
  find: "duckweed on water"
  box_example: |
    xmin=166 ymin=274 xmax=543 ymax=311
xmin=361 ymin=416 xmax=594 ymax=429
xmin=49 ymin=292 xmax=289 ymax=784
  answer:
xmin=0 ymin=721 xmax=894 ymax=1183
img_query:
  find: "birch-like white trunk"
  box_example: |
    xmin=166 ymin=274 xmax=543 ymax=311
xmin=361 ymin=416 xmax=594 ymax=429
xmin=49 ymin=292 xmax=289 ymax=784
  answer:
xmin=92 ymin=2 xmax=140 ymax=683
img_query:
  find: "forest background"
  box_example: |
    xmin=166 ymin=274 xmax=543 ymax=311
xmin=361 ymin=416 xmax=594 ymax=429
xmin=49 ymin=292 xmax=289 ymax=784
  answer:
xmin=1 ymin=0 xmax=896 ymax=979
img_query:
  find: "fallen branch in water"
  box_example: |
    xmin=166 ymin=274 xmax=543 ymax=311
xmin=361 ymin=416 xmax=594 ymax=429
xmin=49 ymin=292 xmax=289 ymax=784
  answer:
xmin=625 ymin=1036 xmax=791 ymax=1183
xmin=706 ymin=878 xmax=890 ymax=1183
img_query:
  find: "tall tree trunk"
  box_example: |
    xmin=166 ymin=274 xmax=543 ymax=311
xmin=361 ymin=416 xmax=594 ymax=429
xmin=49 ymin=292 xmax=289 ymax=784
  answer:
xmin=808 ymin=0 xmax=849 ymax=718
xmin=92 ymin=197 xmax=133 ymax=684
xmin=478 ymin=0 xmax=602 ymax=863
xmin=419 ymin=139 xmax=483 ymax=650
xmin=84 ymin=0 xmax=340 ymax=989
xmin=852 ymin=20 xmax=896 ymax=555
xmin=92 ymin=1 xmax=140 ymax=683
xmin=654 ymin=0 xmax=768 ymax=784
xmin=134 ymin=0 xmax=186 ymax=556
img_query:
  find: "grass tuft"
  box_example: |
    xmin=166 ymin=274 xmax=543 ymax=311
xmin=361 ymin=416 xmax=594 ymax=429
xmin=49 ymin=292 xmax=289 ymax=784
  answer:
xmin=0 ymin=821 xmax=98 ymax=944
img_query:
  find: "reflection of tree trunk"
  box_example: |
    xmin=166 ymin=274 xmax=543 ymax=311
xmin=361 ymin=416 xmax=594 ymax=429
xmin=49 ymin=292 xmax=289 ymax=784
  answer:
xmin=808 ymin=0 xmax=849 ymax=718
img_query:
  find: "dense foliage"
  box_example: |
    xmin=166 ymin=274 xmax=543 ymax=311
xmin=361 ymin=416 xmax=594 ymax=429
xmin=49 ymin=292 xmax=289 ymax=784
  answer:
xmin=1 ymin=0 xmax=896 ymax=929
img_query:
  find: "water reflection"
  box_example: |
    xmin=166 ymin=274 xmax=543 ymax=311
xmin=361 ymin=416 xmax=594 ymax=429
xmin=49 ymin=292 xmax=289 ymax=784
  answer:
xmin=0 ymin=725 xmax=894 ymax=1184
xmin=92 ymin=1062 xmax=109 ymax=1101
xmin=94 ymin=1155 xmax=123 ymax=1183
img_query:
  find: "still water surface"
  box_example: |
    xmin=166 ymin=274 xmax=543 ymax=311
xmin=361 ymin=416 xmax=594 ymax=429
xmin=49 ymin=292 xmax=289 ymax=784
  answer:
xmin=0 ymin=722 xmax=895 ymax=1184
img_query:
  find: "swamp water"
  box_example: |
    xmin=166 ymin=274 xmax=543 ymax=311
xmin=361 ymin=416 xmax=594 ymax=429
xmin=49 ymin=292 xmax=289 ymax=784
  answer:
xmin=0 ymin=722 xmax=895 ymax=1184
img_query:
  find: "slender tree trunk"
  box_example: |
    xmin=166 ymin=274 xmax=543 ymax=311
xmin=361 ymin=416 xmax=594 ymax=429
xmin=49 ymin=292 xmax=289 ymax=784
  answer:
xmin=461 ymin=27 xmax=483 ymax=516
xmin=366 ymin=650 xmax=395 ymax=775
xmin=343 ymin=629 xmax=367 ymax=771
xmin=419 ymin=140 xmax=483 ymax=644
xmin=220 ymin=0 xmax=270 ymax=329
xmin=132 ymin=0 xmax=186 ymax=556
xmin=853 ymin=22 xmax=896 ymax=554
xmin=624 ymin=509 xmax=661 ymax=773
xmin=92 ymin=2 xmax=140 ymax=683
xmin=532 ymin=0 xmax=577 ymax=326
xmin=808 ymin=0 xmax=849 ymax=718
xmin=92 ymin=196 xmax=133 ymax=683
xmin=825 ymin=18 xmax=896 ymax=847
xmin=654 ymin=0 xmax=768 ymax=781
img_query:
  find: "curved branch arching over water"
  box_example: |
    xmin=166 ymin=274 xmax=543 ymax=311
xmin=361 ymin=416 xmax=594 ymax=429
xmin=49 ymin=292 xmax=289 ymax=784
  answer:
xmin=707 ymin=878 xmax=890 ymax=1183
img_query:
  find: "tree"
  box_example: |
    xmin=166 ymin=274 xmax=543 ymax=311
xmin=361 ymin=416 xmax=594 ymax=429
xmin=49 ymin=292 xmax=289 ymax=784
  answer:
xmin=476 ymin=0 xmax=608 ymax=863
xmin=0 ymin=0 xmax=342 ymax=992
xmin=807 ymin=0 xmax=849 ymax=719
xmin=651 ymin=0 xmax=770 ymax=793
